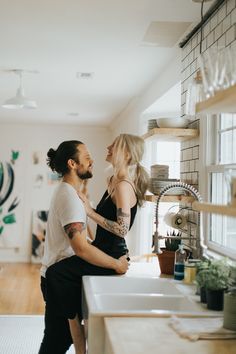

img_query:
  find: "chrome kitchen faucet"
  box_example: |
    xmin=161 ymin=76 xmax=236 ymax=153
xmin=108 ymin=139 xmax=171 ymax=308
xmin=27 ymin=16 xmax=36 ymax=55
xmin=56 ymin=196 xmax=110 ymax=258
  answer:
xmin=153 ymin=182 xmax=207 ymax=259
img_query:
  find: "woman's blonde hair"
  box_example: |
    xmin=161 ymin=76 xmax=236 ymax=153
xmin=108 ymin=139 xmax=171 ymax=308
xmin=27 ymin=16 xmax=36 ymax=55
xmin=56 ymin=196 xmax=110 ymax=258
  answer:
xmin=112 ymin=134 xmax=149 ymax=206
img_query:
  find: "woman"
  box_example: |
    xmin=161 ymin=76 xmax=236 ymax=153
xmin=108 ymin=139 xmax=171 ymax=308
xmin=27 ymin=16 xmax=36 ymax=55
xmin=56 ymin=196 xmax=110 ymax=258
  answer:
xmin=46 ymin=134 xmax=149 ymax=354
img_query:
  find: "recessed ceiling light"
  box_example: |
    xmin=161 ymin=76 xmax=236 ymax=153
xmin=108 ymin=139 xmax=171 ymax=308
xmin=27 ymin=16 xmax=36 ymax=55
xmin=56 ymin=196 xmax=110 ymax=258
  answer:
xmin=76 ymin=72 xmax=94 ymax=79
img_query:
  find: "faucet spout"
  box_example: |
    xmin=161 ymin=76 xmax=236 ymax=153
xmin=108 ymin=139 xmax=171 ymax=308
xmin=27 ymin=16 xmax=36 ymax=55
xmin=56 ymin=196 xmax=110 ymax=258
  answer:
xmin=153 ymin=231 xmax=163 ymax=254
xmin=154 ymin=182 xmax=207 ymax=259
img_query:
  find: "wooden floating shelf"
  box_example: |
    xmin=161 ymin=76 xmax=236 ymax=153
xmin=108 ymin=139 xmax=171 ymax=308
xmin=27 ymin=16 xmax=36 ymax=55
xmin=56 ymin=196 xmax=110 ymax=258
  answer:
xmin=196 ymin=83 xmax=236 ymax=114
xmin=145 ymin=195 xmax=195 ymax=203
xmin=142 ymin=128 xmax=199 ymax=142
xmin=192 ymin=201 xmax=236 ymax=217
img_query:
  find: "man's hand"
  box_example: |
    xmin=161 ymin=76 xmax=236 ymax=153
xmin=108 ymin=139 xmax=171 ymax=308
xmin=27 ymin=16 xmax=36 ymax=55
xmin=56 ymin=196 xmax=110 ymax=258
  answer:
xmin=115 ymin=255 xmax=129 ymax=274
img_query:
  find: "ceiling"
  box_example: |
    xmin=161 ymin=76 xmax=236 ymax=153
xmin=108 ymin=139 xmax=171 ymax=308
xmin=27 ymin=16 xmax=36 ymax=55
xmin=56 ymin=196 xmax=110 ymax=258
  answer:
xmin=0 ymin=0 xmax=211 ymax=126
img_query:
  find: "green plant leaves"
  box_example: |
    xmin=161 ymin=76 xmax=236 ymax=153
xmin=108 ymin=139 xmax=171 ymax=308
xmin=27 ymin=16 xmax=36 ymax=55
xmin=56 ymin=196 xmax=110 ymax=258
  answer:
xmin=3 ymin=213 xmax=16 ymax=224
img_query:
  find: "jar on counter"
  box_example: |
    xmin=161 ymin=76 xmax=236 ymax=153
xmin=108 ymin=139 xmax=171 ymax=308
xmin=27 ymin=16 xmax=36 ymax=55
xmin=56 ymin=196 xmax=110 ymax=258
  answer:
xmin=184 ymin=262 xmax=197 ymax=284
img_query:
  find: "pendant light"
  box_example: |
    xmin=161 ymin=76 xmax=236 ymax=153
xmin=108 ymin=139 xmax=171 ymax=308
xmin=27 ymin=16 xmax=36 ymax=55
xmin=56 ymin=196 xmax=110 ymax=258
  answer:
xmin=2 ymin=69 xmax=37 ymax=109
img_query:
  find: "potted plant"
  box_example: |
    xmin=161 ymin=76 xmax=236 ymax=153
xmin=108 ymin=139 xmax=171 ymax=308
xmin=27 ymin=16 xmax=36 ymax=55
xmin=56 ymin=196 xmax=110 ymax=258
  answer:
xmin=157 ymin=231 xmax=181 ymax=275
xmin=195 ymin=259 xmax=211 ymax=303
xmin=223 ymin=263 xmax=236 ymax=330
xmin=205 ymin=258 xmax=230 ymax=311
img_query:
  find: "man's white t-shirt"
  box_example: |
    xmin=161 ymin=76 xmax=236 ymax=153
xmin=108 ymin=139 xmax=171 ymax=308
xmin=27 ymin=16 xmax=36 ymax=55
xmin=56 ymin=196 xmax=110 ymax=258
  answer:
xmin=40 ymin=182 xmax=86 ymax=277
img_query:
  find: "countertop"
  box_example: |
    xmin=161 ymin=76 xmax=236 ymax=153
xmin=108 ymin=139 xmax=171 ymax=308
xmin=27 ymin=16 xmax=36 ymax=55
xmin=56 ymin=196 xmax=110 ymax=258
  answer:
xmin=125 ymin=259 xmax=160 ymax=277
xmin=104 ymin=317 xmax=236 ymax=354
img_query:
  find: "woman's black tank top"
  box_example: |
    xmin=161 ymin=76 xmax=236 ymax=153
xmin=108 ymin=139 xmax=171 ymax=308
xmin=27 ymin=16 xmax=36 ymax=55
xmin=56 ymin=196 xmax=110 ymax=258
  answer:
xmin=92 ymin=189 xmax=137 ymax=258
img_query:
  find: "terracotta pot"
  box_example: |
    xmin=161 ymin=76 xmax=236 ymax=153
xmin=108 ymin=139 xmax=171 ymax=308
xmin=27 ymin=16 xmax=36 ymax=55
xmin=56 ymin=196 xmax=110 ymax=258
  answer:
xmin=157 ymin=249 xmax=175 ymax=275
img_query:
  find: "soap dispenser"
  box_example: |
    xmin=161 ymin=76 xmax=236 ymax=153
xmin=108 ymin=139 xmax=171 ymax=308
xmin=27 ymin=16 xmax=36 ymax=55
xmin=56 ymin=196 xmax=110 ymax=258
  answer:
xmin=174 ymin=244 xmax=186 ymax=280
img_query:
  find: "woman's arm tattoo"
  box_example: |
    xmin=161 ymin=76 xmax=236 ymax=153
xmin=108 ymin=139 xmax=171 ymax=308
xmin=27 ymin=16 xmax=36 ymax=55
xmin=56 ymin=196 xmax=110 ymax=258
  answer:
xmin=64 ymin=222 xmax=86 ymax=240
xmin=103 ymin=208 xmax=130 ymax=237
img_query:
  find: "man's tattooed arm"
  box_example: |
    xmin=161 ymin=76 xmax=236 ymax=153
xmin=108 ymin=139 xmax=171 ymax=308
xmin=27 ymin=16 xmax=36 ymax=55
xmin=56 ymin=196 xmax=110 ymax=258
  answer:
xmin=103 ymin=208 xmax=130 ymax=238
xmin=64 ymin=222 xmax=86 ymax=240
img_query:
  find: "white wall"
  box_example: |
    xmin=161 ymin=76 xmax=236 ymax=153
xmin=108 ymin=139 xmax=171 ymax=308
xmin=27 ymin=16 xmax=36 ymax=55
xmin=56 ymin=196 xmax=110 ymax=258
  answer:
xmin=0 ymin=122 xmax=111 ymax=262
xmin=110 ymin=49 xmax=181 ymax=138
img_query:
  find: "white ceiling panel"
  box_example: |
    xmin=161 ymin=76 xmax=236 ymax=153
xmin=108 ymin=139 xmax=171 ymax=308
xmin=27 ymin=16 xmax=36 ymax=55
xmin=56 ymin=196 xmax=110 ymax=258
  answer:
xmin=0 ymin=0 xmax=211 ymax=126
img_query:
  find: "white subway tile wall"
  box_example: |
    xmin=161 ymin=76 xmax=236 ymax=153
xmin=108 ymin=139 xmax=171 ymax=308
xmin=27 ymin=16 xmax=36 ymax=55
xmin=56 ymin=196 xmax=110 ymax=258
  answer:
xmin=180 ymin=0 xmax=236 ymax=188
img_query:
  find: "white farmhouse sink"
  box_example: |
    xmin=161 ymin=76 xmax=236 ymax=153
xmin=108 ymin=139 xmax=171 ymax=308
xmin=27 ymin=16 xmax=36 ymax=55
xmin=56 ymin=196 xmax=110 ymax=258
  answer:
xmin=82 ymin=274 xmax=217 ymax=354
xmin=83 ymin=275 xmax=182 ymax=295
xmin=93 ymin=294 xmax=203 ymax=313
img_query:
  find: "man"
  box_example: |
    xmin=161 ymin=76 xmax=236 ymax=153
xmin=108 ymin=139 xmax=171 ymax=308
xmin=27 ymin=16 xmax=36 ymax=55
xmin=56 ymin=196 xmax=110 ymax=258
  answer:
xmin=39 ymin=140 xmax=128 ymax=354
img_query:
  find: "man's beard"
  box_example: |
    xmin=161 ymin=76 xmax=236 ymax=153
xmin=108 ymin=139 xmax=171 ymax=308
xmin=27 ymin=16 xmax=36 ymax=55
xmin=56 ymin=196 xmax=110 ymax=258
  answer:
xmin=77 ymin=170 xmax=93 ymax=180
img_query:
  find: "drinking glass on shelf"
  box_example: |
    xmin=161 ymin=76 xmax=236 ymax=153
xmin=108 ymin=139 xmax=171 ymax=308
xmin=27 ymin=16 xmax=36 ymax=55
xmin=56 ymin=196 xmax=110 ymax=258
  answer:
xmin=217 ymin=47 xmax=234 ymax=90
xmin=226 ymin=46 xmax=236 ymax=86
xmin=198 ymin=46 xmax=232 ymax=96
xmin=198 ymin=50 xmax=215 ymax=98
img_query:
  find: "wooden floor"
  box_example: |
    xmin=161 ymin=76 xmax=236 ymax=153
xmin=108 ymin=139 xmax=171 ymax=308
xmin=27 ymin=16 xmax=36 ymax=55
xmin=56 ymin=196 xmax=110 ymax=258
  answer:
xmin=0 ymin=263 xmax=45 ymax=315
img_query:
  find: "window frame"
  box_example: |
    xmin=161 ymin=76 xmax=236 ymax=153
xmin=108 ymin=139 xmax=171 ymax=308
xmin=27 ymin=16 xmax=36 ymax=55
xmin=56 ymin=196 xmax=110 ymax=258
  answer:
xmin=200 ymin=114 xmax=236 ymax=260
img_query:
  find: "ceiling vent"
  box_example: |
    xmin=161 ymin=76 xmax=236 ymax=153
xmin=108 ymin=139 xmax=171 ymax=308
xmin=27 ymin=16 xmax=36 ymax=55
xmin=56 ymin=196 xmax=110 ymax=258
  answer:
xmin=68 ymin=112 xmax=79 ymax=117
xmin=76 ymin=72 xmax=94 ymax=80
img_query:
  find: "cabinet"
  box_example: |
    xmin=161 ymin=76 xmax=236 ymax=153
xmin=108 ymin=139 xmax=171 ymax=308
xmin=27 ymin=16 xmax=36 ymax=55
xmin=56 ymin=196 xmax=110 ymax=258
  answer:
xmin=142 ymin=127 xmax=199 ymax=203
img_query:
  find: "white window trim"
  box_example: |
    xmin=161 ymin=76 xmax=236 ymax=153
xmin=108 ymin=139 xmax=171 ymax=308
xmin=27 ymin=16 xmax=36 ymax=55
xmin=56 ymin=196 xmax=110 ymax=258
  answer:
xmin=199 ymin=114 xmax=236 ymax=260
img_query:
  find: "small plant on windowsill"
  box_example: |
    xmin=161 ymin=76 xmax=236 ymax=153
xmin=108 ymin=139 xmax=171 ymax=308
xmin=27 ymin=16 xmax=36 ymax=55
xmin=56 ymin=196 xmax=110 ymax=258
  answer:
xmin=165 ymin=230 xmax=182 ymax=251
xmin=206 ymin=258 xmax=230 ymax=291
xmin=157 ymin=230 xmax=182 ymax=275
xmin=195 ymin=259 xmax=211 ymax=303
xmin=204 ymin=258 xmax=230 ymax=311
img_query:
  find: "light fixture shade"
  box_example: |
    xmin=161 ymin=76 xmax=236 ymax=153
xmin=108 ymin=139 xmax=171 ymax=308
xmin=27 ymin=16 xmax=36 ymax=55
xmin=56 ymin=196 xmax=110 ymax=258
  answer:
xmin=2 ymin=97 xmax=24 ymax=109
xmin=2 ymin=86 xmax=37 ymax=110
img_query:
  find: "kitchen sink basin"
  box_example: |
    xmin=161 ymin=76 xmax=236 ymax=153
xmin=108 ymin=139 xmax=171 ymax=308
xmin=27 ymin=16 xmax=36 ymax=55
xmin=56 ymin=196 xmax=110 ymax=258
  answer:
xmin=92 ymin=293 xmax=204 ymax=313
xmin=83 ymin=275 xmax=182 ymax=295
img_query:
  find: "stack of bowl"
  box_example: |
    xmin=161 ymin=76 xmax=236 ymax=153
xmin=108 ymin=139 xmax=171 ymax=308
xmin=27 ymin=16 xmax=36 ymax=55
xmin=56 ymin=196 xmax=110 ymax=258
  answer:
xmin=147 ymin=119 xmax=158 ymax=131
xmin=151 ymin=164 xmax=169 ymax=179
xmin=149 ymin=164 xmax=182 ymax=195
xmin=156 ymin=117 xmax=190 ymax=128
xmin=149 ymin=178 xmax=181 ymax=195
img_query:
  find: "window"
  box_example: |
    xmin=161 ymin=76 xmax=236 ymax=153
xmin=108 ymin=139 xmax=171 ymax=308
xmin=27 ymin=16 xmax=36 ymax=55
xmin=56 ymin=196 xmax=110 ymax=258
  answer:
xmin=203 ymin=114 xmax=236 ymax=260
xmin=140 ymin=139 xmax=181 ymax=255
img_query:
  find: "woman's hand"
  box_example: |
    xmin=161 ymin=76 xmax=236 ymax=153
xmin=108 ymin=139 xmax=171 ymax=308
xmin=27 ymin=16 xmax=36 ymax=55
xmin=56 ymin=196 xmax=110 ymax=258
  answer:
xmin=78 ymin=191 xmax=94 ymax=217
xmin=115 ymin=254 xmax=130 ymax=274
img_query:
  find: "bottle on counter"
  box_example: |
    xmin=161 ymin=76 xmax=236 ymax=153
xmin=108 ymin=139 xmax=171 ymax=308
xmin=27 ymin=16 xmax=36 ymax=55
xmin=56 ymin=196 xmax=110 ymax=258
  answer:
xmin=174 ymin=244 xmax=186 ymax=280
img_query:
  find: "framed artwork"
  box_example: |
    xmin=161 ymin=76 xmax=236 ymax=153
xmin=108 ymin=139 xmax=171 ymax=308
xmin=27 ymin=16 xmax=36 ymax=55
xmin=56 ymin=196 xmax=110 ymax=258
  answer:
xmin=0 ymin=150 xmax=22 ymax=248
xmin=32 ymin=151 xmax=43 ymax=165
xmin=31 ymin=210 xmax=48 ymax=263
